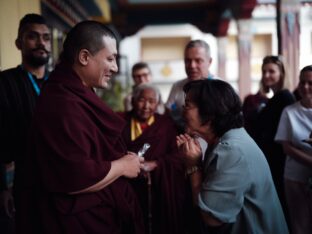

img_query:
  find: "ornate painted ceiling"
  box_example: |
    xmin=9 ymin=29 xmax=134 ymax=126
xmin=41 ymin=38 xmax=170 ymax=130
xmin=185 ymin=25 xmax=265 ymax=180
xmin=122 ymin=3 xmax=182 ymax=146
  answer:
xmin=108 ymin=0 xmax=257 ymax=37
xmin=41 ymin=0 xmax=258 ymax=37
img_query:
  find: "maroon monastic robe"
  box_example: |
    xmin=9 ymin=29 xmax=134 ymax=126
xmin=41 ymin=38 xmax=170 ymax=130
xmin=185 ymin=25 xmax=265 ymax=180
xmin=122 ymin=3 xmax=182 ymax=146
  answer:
xmin=119 ymin=112 xmax=188 ymax=234
xmin=23 ymin=63 xmax=144 ymax=234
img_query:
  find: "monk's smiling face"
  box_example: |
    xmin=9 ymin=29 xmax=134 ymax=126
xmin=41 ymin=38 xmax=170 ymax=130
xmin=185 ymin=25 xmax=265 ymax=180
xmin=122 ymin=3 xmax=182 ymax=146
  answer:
xmin=81 ymin=36 xmax=118 ymax=89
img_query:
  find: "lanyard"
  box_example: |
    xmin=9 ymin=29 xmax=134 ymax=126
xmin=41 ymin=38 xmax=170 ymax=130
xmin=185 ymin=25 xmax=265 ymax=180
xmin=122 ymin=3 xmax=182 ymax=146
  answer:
xmin=26 ymin=71 xmax=48 ymax=96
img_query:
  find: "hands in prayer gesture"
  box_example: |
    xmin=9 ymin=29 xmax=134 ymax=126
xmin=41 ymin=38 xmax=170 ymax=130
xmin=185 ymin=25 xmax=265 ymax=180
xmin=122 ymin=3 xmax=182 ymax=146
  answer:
xmin=176 ymin=133 xmax=202 ymax=167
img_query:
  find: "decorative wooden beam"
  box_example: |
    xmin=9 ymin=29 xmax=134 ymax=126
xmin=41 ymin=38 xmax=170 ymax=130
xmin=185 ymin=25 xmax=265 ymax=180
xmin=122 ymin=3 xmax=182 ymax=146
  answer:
xmin=93 ymin=0 xmax=111 ymax=23
xmin=277 ymin=0 xmax=300 ymax=90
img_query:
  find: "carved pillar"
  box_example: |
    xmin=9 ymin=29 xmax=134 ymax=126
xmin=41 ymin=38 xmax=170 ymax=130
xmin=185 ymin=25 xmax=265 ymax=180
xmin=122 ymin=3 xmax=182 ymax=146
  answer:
xmin=236 ymin=19 xmax=253 ymax=99
xmin=215 ymin=15 xmax=230 ymax=81
xmin=217 ymin=37 xmax=228 ymax=80
xmin=277 ymin=0 xmax=300 ymax=90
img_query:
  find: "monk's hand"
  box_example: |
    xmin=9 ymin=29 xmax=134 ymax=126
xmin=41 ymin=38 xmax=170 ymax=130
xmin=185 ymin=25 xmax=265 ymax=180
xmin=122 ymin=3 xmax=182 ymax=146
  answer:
xmin=142 ymin=160 xmax=158 ymax=172
xmin=120 ymin=152 xmax=144 ymax=178
xmin=177 ymin=134 xmax=202 ymax=167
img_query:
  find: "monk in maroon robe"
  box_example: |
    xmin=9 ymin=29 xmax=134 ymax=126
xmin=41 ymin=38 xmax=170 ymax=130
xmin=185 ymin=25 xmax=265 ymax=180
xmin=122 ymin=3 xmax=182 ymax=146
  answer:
xmin=119 ymin=83 xmax=188 ymax=234
xmin=22 ymin=21 xmax=144 ymax=234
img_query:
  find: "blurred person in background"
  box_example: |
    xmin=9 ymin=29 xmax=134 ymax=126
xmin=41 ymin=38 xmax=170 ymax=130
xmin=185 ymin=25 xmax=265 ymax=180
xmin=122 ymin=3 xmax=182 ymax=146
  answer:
xmin=275 ymin=65 xmax=312 ymax=234
xmin=124 ymin=62 xmax=165 ymax=114
xmin=166 ymin=39 xmax=213 ymax=132
xmin=119 ymin=83 xmax=188 ymax=234
xmin=0 ymin=13 xmax=51 ymax=234
xmin=242 ymin=81 xmax=269 ymax=139
xmin=243 ymin=55 xmax=295 ymax=225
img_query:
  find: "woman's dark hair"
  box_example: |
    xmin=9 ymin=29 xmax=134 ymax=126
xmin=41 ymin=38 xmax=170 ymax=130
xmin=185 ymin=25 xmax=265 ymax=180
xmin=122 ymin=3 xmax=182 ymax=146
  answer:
xmin=183 ymin=79 xmax=243 ymax=137
xmin=132 ymin=62 xmax=151 ymax=76
xmin=299 ymin=65 xmax=312 ymax=78
xmin=298 ymin=65 xmax=312 ymax=99
xmin=60 ymin=20 xmax=116 ymax=65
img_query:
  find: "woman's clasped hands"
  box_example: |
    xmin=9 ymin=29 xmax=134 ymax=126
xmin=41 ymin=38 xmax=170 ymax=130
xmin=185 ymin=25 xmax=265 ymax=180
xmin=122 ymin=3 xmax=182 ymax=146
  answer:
xmin=176 ymin=133 xmax=202 ymax=167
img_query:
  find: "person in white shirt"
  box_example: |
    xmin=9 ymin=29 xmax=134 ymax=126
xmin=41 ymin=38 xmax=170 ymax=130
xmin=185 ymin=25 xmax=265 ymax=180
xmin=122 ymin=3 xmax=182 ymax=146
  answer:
xmin=166 ymin=39 xmax=214 ymax=157
xmin=166 ymin=40 xmax=213 ymax=131
xmin=275 ymin=65 xmax=312 ymax=234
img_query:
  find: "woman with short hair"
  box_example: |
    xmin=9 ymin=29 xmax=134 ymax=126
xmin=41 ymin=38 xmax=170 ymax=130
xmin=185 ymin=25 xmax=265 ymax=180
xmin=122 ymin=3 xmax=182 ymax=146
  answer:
xmin=178 ymin=79 xmax=288 ymax=234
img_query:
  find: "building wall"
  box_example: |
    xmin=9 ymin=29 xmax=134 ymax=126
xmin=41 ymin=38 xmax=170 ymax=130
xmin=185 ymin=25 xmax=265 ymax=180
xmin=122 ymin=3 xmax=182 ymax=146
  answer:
xmin=227 ymin=4 xmax=278 ymax=95
xmin=300 ymin=4 xmax=312 ymax=74
xmin=119 ymin=4 xmax=312 ymax=100
xmin=119 ymin=24 xmax=217 ymax=101
xmin=229 ymin=3 xmax=312 ymax=96
xmin=0 ymin=0 xmax=40 ymax=70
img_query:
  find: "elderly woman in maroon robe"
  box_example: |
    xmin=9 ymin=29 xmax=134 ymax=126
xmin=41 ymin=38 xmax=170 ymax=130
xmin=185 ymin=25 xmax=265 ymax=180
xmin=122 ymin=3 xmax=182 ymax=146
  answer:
xmin=21 ymin=21 xmax=145 ymax=234
xmin=119 ymin=83 xmax=189 ymax=234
